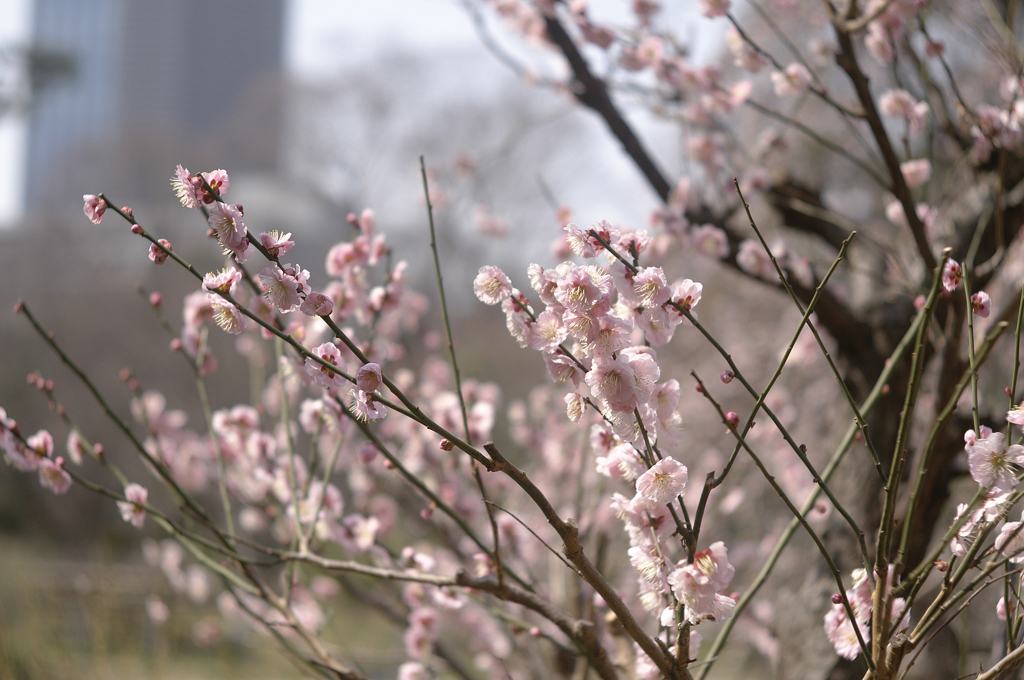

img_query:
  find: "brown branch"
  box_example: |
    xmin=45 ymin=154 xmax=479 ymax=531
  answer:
xmin=482 ymin=443 xmax=687 ymax=680
xmin=768 ymin=181 xmax=856 ymax=250
xmin=542 ymin=14 xmax=671 ymax=201
xmin=455 ymin=571 xmax=620 ymax=680
xmin=834 ymin=27 xmax=938 ymax=272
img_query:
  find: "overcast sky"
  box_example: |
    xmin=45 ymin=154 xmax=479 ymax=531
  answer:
xmin=0 ymin=0 xmax=492 ymax=225
xmin=0 ymin=1 xmax=716 ymax=227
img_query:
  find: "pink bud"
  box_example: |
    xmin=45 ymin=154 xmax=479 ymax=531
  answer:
xmin=121 ymin=206 xmax=133 ymax=218
xmin=725 ymin=411 xmax=740 ymax=427
xmin=170 ymin=338 xmax=183 ymax=352
xmin=831 ymin=593 xmax=843 ymax=604
xmin=357 ymin=442 xmax=378 ymax=464
xmin=439 ymin=439 xmax=454 ymax=451
xmin=934 ymin=560 xmax=948 ymax=572
xmin=131 ymin=224 xmax=143 ymax=235
xmin=149 ymin=292 xmax=162 ymax=307
xmin=1007 ymin=387 xmax=1014 ymax=396
xmin=529 ymin=626 xmax=542 ymax=638
xmin=720 ymin=370 xmax=735 ymax=384
xmin=914 ymin=295 xmax=926 ymax=311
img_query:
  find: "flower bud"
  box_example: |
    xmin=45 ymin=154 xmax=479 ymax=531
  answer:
xmin=831 ymin=593 xmax=843 ymax=604
xmin=720 ymin=370 xmax=735 ymax=384
xmin=131 ymin=224 xmax=143 ymax=235
xmin=149 ymin=292 xmax=162 ymax=307
xmin=934 ymin=560 xmax=948 ymax=572
xmin=439 ymin=439 xmax=454 ymax=451
xmin=725 ymin=411 xmax=740 ymax=427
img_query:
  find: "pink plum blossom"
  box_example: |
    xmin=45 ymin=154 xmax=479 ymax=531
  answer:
xmin=210 ymin=297 xmax=247 ymax=335
xmin=38 ymin=457 xmax=72 ymax=494
xmin=941 ymin=259 xmax=962 ymax=293
xmin=879 ymin=89 xmax=929 ymax=136
xmin=1008 ymin=403 xmax=1024 ymax=426
xmin=299 ymin=291 xmax=334 ymax=317
xmin=83 ymin=195 xmax=106 ymax=224
xmin=967 ymin=431 xmax=1024 ymax=492
xmin=201 ymin=169 xmax=229 ymax=201
xmin=971 ymin=291 xmax=991 ymax=318
xmin=474 ymin=265 xmax=512 ymax=305
xmin=202 ymin=268 xmax=242 ymax=294
xmin=771 ymin=63 xmax=812 ymax=97
xmin=171 ymin=165 xmax=201 ymax=208
xmin=305 ymin=343 xmax=348 ymax=393
xmin=586 ymin=354 xmax=639 ymax=412
xmin=260 ymin=263 xmax=310 ymax=313
xmin=689 ymin=224 xmax=730 ymax=258
xmin=149 ymin=239 xmax=172 ymax=265
xmin=900 ymin=159 xmax=931 ymax=188
xmin=208 ymin=202 xmax=251 ymax=262
xmin=635 ymin=456 xmax=688 ymax=504
xmin=118 ymin=483 xmax=148 ymax=528
xmin=995 ymin=517 xmax=1024 ymax=562
xmin=668 ymin=542 xmax=736 ymax=625
xmin=259 ymin=230 xmax=294 ymax=257
xmin=356 ymin=362 xmax=384 ymax=393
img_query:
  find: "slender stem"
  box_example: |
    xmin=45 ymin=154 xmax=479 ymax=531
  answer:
xmin=693 ymin=372 xmax=874 ymax=668
xmin=195 ymin=370 xmax=236 ymax=544
xmin=698 ymin=286 xmax=929 ymax=680
xmin=420 ymin=155 xmax=504 ymax=587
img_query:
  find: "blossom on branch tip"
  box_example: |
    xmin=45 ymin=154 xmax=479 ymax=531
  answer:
xmin=474 ymin=265 xmax=512 ymax=305
xmin=971 ymin=291 xmax=991 ymax=318
xmin=83 ymin=195 xmax=106 ymax=224
xmin=941 ymin=259 xmax=962 ymax=293
xmin=117 ymin=483 xmax=148 ymax=528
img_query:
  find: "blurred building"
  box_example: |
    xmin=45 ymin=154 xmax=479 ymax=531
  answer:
xmin=23 ymin=0 xmax=285 ymax=213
